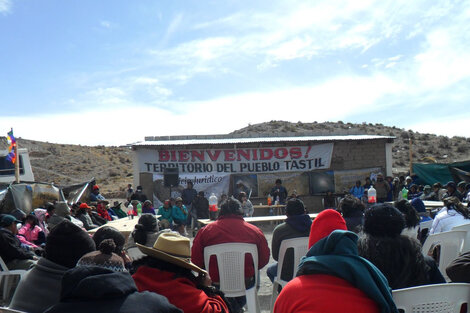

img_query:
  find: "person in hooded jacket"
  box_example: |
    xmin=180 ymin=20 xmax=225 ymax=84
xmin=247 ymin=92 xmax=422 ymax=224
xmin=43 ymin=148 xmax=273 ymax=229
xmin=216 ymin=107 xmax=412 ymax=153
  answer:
xmin=44 ymin=239 xmax=181 ymax=313
xmin=266 ymin=198 xmax=311 ymax=283
xmin=274 ymin=209 xmax=398 ymax=313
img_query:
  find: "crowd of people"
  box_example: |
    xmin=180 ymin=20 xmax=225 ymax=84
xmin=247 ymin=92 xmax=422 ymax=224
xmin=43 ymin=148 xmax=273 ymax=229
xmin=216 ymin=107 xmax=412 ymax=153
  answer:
xmin=1 ymin=176 xmax=470 ymax=313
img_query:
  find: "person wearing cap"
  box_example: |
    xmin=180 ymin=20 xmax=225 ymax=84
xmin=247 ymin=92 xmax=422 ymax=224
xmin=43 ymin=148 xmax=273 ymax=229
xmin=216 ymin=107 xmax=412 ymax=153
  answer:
xmin=45 ymin=239 xmax=181 ymax=313
xmin=10 ymin=219 xmax=96 ymax=313
xmin=132 ymin=232 xmax=230 ymax=313
xmin=90 ymin=184 xmax=106 ymax=202
xmin=274 ymin=209 xmax=398 ymax=313
xmin=430 ymin=196 xmax=470 ymax=234
xmin=172 ymin=197 xmax=188 ymax=236
xmin=111 ymin=201 xmax=128 ymax=219
xmin=191 ymin=198 xmax=270 ymax=312
xmin=358 ymin=204 xmax=445 ymax=290
xmin=157 ymin=199 xmax=174 ymax=229
xmin=457 ymin=181 xmax=468 ymax=200
xmin=75 ymin=203 xmax=100 ymax=230
xmin=420 ymin=185 xmax=432 ymax=200
xmin=0 ymin=214 xmax=37 ymax=270
xmin=267 ymin=198 xmax=311 ymax=283
xmin=444 ymin=181 xmax=463 ymax=201
xmin=405 ymin=176 xmax=413 ymax=189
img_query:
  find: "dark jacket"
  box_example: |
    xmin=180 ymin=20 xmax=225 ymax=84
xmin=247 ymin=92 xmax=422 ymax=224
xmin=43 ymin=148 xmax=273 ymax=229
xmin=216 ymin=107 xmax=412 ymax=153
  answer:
xmin=192 ymin=196 xmax=209 ymax=219
xmin=90 ymin=211 xmax=108 ymax=226
xmin=44 ymin=266 xmax=182 ymax=313
xmin=0 ymin=228 xmax=35 ymax=264
xmin=271 ymin=215 xmax=311 ymax=281
xmin=182 ymin=188 xmax=198 ymax=206
xmin=446 ymin=251 xmax=470 ymax=283
xmin=75 ymin=212 xmax=99 ymax=230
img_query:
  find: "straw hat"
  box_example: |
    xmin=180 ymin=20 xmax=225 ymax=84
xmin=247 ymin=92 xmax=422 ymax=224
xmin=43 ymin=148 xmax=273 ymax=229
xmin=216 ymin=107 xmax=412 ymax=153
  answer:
xmin=137 ymin=232 xmax=206 ymax=274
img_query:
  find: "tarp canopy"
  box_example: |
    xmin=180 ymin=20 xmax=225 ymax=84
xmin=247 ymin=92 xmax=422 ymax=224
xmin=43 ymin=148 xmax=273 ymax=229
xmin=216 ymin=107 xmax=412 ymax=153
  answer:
xmin=0 ymin=179 xmax=94 ymax=216
xmin=412 ymin=161 xmax=470 ymax=186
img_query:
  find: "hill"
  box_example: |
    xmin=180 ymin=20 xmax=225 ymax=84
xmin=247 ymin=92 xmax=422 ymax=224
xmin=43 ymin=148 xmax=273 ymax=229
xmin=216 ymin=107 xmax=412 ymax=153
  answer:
xmin=2 ymin=121 xmax=469 ymax=197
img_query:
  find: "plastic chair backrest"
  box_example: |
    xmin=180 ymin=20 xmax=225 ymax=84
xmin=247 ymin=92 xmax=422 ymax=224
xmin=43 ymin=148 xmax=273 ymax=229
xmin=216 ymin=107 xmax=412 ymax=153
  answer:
xmin=422 ymin=230 xmax=466 ymax=281
xmin=420 ymin=220 xmax=433 ymax=232
xmin=452 ymin=222 xmax=470 ymax=253
xmin=276 ymin=237 xmax=308 ymax=285
xmin=204 ymin=243 xmax=258 ymax=298
xmin=393 ymin=283 xmax=470 ymax=313
xmin=0 ymin=307 xmax=29 ymax=313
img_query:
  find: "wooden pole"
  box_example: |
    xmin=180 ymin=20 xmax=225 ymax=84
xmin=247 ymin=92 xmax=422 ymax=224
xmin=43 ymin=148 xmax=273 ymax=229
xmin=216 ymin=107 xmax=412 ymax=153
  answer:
xmin=409 ymin=138 xmax=413 ymax=176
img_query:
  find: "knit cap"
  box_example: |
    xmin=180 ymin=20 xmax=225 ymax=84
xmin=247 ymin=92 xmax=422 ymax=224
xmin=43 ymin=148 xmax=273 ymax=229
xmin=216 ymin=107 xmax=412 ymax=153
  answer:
xmin=308 ymin=209 xmax=347 ymax=248
xmin=45 ymin=219 xmax=96 ymax=268
xmin=77 ymin=239 xmax=126 ymax=272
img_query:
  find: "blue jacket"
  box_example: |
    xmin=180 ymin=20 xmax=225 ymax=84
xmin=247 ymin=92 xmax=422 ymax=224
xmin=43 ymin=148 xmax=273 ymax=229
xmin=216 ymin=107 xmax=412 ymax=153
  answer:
xmin=172 ymin=205 xmax=188 ymax=223
xmin=350 ymin=186 xmax=365 ymax=199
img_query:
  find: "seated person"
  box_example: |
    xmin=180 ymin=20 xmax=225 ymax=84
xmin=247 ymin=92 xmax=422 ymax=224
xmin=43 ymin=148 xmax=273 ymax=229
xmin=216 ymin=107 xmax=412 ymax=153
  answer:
xmin=45 ymin=239 xmax=181 ymax=313
xmin=18 ymin=214 xmax=46 ymax=246
xmin=446 ymin=251 xmax=470 ymax=283
xmin=337 ymin=195 xmax=364 ymax=233
xmin=10 ymin=220 xmax=96 ymax=313
xmin=0 ymin=214 xmax=37 ymax=270
xmin=274 ymin=209 xmax=398 ymax=313
xmin=92 ymin=226 xmax=131 ymax=268
xmin=158 ymin=200 xmax=174 ymax=229
xmin=191 ymin=198 xmax=270 ymax=312
xmin=358 ymin=203 xmax=445 ymax=289
xmin=132 ymin=232 xmax=230 ymax=313
xmin=89 ymin=184 xmax=105 ymax=202
xmin=142 ymin=200 xmax=156 ymax=215
xmin=75 ymin=203 xmax=100 ymax=230
xmin=267 ymin=198 xmax=311 ymax=283
xmin=172 ymin=197 xmax=188 ymax=236
xmin=430 ymin=196 xmax=470 ymax=234
xmin=126 ymin=214 xmax=160 ymax=260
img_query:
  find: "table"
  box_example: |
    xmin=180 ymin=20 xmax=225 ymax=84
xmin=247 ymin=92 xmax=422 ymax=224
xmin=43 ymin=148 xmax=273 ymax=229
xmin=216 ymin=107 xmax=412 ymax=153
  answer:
xmin=253 ymin=204 xmax=286 ymax=215
xmin=198 ymin=213 xmax=318 ymax=226
xmin=87 ymin=215 xmax=160 ymax=239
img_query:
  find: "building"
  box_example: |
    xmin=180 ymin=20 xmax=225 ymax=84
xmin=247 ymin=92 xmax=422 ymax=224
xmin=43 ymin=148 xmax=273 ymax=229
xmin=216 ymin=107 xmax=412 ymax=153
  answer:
xmin=131 ymin=134 xmax=394 ymax=212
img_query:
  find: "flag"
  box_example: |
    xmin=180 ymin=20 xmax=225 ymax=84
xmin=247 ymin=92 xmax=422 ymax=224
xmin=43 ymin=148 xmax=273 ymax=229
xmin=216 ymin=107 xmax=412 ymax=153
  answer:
xmin=6 ymin=129 xmax=16 ymax=164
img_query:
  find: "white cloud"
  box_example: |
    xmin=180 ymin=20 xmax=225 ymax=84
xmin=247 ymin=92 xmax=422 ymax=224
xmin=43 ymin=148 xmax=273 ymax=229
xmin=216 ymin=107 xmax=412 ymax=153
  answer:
xmin=0 ymin=0 xmax=11 ymax=14
xmin=408 ymin=116 xmax=470 ymax=138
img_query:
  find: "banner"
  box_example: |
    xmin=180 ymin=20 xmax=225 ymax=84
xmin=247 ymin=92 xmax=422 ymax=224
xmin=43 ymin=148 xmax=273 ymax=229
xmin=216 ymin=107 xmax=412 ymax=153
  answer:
xmin=139 ymin=143 xmax=334 ymax=174
xmin=152 ymin=173 xmax=230 ymax=206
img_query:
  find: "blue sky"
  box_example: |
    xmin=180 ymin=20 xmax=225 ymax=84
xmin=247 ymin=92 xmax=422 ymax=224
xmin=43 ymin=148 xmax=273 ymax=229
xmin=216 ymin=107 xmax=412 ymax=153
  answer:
xmin=1 ymin=0 xmax=470 ymax=146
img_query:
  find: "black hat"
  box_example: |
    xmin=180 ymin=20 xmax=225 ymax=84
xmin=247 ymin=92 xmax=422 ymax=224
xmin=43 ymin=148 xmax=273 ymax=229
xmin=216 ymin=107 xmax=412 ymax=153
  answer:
xmin=286 ymin=198 xmax=305 ymax=216
xmin=363 ymin=203 xmax=405 ymax=237
xmin=45 ymin=219 xmax=96 ymax=268
xmin=445 ymin=181 xmax=456 ymax=188
xmin=92 ymin=226 xmax=125 ymax=254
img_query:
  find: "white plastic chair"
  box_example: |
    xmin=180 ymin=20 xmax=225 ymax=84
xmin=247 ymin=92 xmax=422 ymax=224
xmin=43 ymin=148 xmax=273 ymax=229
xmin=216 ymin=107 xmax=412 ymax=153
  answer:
xmin=0 ymin=256 xmax=27 ymax=305
xmin=393 ymin=283 xmax=470 ymax=313
xmin=270 ymin=237 xmax=308 ymax=312
xmin=422 ymin=230 xmax=466 ymax=281
xmin=204 ymin=243 xmax=260 ymax=313
xmin=0 ymin=307 xmax=28 ymax=313
xmin=452 ymin=222 xmax=470 ymax=253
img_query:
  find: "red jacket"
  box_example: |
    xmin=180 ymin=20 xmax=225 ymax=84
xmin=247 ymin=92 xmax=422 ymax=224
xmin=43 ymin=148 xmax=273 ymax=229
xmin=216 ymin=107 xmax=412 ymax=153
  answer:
xmin=274 ymin=274 xmax=380 ymax=313
xmin=133 ymin=266 xmax=229 ymax=313
xmin=191 ymin=214 xmax=270 ymax=282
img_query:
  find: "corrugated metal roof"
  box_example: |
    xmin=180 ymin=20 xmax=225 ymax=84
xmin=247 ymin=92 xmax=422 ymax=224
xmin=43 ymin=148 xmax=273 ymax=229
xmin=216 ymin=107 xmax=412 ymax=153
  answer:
xmin=132 ymin=135 xmax=395 ymax=147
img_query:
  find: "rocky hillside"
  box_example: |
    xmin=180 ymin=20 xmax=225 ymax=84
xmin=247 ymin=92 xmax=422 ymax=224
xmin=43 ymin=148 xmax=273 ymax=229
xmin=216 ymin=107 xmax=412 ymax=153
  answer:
xmin=1 ymin=121 xmax=469 ymax=196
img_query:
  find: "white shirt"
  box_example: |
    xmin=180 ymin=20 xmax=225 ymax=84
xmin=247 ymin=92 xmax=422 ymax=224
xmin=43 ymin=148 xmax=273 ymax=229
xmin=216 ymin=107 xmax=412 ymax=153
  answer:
xmin=430 ymin=208 xmax=467 ymax=234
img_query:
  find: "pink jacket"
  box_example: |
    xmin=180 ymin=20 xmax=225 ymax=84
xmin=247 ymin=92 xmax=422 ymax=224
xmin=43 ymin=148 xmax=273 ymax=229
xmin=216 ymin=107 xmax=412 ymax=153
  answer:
xmin=18 ymin=224 xmax=42 ymax=242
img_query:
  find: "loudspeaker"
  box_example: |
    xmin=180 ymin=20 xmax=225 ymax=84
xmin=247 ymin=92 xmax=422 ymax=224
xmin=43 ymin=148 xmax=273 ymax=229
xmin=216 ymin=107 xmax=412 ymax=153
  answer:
xmin=163 ymin=167 xmax=179 ymax=187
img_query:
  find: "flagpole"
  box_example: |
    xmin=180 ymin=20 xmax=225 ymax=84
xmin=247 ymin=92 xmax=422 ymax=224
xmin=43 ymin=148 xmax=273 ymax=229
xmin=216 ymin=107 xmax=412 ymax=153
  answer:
xmin=12 ymin=128 xmax=19 ymax=183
